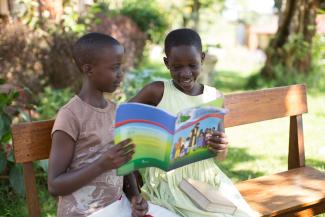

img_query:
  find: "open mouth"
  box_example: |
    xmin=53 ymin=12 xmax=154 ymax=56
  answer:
xmin=180 ymin=79 xmax=193 ymax=86
xmin=113 ymin=81 xmax=121 ymax=87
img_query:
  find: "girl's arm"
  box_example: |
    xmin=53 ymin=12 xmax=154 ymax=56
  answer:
xmin=48 ymin=131 xmax=134 ymax=196
xmin=129 ymin=81 xmax=164 ymax=106
xmin=215 ymin=122 xmax=228 ymax=161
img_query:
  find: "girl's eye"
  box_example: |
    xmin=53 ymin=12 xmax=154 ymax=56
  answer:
xmin=173 ymin=66 xmax=182 ymax=70
xmin=190 ymin=64 xmax=198 ymax=69
xmin=112 ymin=65 xmax=121 ymax=70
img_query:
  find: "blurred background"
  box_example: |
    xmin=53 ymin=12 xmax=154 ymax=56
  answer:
xmin=0 ymin=1 xmax=324 ymax=216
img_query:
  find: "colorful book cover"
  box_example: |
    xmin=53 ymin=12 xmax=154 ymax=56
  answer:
xmin=114 ymin=98 xmax=227 ymax=176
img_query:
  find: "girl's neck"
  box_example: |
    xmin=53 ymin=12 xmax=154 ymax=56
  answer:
xmin=78 ymin=80 xmax=108 ymax=109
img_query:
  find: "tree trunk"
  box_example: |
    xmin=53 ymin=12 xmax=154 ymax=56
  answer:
xmin=192 ymin=0 xmax=200 ymax=31
xmin=182 ymin=0 xmax=201 ymax=30
xmin=262 ymin=0 xmax=318 ymax=77
xmin=0 ymin=0 xmax=10 ymax=23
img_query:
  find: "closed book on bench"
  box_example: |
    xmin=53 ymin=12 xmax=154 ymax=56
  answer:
xmin=179 ymin=178 xmax=238 ymax=215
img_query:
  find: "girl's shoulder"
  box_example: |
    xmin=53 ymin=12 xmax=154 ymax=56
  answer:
xmin=148 ymin=80 xmax=164 ymax=90
xmin=130 ymin=81 xmax=164 ymax=106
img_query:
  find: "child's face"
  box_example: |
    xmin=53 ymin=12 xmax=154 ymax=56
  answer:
xmin=87 ymin=45 xmax=124 ymax=93
xmin=164 ymin=45 xmax=205 ymax=93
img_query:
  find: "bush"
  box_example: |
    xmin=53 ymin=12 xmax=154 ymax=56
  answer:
xmin=90 ymin=14 xmax=147 ymax=69
xmin=0 ymin=21 xmax=80 ymax=98
xmin=121 ymin=60 xmax=169 ymax=101
xmin=35 ymin=87 xmax=74 ymax=120
xmin=90 ymin=1 xmax=170 ymax=68
xmin=1 ymin=1 xmax=169 ymax=96
xmin=0 ymin=23 xmax=48 ymax=97
xmin=120 ymin=0 xmax=169 ymax=43
xmin=0 ymin=79 xmax=25 ymax=196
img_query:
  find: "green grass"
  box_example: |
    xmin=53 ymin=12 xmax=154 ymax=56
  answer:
xmin=0 ymin=176 xmax=57 ymax=217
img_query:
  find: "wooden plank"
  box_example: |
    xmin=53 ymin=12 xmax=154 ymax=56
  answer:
xmin=12 ymin=120 xmax=54 ymax=163
xmin=224 ymin=84 xmax=307 ymax=128
xmin=235 ymin=167 xmax=325 ymax=217
xmin=23 ymin=162 xmax=41 ymax=217
xmin=288 ymin=115 xmax=305 ymax=170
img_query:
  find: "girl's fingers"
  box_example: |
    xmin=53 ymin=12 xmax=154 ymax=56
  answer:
xmin=119 ymin=138 xmax=132 ymax=145
xmin=114 ymin=153 xmax=133 ymax=166
xmin=207 ymin=136 xmax=228 ymax=144
xmin=115 ymin=143 xmax=135 ymax=156
xmin=132 ymin=200 xmax=148 ymax=216
xmin=208 ymin=141 xmax=227 ymax=150
xmin=132 ymin=196 xmax=148 ymax=209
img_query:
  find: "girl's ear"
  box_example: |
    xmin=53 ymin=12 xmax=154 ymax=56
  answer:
xmin=81 ymin=64 xmax=92 ymax=76
xmin=201 ymin=52 xmax=206 ymax=63
xmin=163 ymin=57 xmax=170 ymax=69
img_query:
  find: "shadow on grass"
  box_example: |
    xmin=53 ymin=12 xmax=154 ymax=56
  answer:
xmin=216 ymin=147 xmax=265 ymax=182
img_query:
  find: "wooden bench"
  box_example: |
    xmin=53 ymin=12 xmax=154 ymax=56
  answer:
xmin=12 ymin=84 xmax=325 ymax=217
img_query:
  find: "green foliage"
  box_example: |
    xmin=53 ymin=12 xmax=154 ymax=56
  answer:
xmin=248 ymin=34 xmax=325 ymax=93
xmin=120 ymin=0 xmax=169 ymax=43
xmin=122 ymin=61 xmax=169 ymax=100
xmin=0 ymin=151 xmax=6 ymax=174
xmin=0 ymin=81 xmax=18 ymax=145
xmin=0 ymin=80 xmax=25 ymax=196
xmin=36 ymin=87 xmax=74 ymax=120
xmin=283 ymin=33 xmax=311 ymax=62
xmin=9 ymin=165 xmax=25 ymax=196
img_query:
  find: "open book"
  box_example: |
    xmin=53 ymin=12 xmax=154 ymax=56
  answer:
xmin=114 ymin=98 xmax=227 ymax=176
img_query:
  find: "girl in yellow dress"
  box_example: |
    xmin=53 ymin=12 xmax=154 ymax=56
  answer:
xmin=130 ymin=28 xmax=256 ymax=217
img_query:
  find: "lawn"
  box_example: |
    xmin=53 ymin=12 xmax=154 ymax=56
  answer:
xmin=0 ymin=70 xmax=324 ymax=217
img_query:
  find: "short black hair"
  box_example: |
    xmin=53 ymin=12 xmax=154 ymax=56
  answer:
xmin=164 ymin=28 xmax=202 ymax=56
xmin=72 ymin=32 xmax=121 ymax=71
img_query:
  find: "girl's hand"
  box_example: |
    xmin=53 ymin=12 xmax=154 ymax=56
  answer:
xmin=98 ymin=139 xmax=135 ymax=171
xmin=206 ymin=131 xmax=228 ymax=154
xmin=131 ymin=195 xmax=149 ymax=217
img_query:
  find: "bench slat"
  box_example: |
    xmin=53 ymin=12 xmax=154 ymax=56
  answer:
xmin=12 ymin=120 xmax=54 ymax=163
xmin=224 ymin=84 xmax=307 ymax=128
xmin=235 ymin=166 xmax=325 ymax=217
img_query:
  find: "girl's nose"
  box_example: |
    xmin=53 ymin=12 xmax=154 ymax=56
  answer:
xmin=180 ymin=67 xmax=192 ymax=77
xmin=116 ymin=70 xmax=123 ymax=79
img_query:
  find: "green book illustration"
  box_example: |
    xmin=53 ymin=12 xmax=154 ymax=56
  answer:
xmin=114 ymin=98 xmax=227 ymax=176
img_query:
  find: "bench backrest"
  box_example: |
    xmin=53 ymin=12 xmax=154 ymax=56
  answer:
xmin=11 ymin=84 xmax=308 ymax=217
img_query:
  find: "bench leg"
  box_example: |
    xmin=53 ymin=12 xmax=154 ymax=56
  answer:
xmin=288 ymin=115 xmax=305 ymax=170
xmin=23 ymin=162 xmax=41 ymax=217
